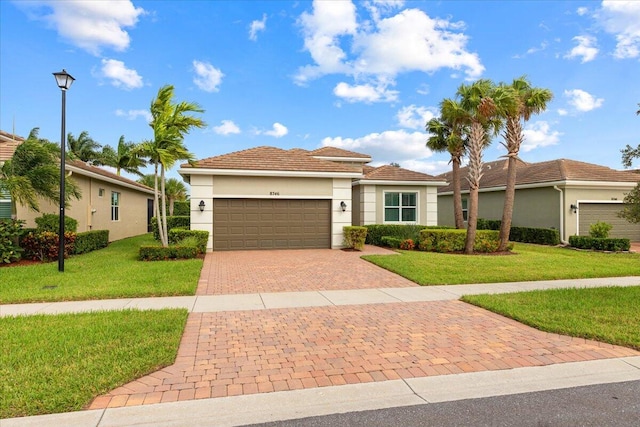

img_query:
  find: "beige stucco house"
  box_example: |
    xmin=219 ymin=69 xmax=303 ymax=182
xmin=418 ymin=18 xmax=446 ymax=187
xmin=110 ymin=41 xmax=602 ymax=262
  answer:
xmin=179 ymin=146 xmax=446 ymax=251
xmin=437 ymin=158 xmax=640 ymax=242
xmin=1 ymin=130 xmax=155 ymax=241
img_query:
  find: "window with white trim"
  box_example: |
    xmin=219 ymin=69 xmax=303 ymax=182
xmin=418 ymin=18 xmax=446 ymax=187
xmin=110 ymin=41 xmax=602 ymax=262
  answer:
xmin=384 ymin=192 xmax=417 ymax=223
xmin=462 ymin=198 xmax=468 ymax=221
xmin=111 ymin=191 xmax=120 ymax=221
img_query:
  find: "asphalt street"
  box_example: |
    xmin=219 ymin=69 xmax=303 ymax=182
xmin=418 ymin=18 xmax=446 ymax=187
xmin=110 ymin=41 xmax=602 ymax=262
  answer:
xmin=250 ymin=380 xmax=640 ymax=427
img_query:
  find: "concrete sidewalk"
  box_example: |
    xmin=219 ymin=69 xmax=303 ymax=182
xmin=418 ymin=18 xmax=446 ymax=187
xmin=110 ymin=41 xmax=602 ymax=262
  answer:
xmin=2 ymin=276 xmax=639 ymax=317
xmin=5 ymin=357 xmax=640 ymax=426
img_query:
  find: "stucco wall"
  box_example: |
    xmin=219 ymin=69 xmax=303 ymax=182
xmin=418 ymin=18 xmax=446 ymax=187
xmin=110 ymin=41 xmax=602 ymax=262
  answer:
xmin=17 ymin=173 xmax=152 ymax=241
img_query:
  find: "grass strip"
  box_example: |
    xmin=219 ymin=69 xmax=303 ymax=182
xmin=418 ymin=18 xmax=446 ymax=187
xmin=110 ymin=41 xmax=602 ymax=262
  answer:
xmin=0 ymin=309 xmax=188 ymax=419
xmin=0 ymin=234 xmax=202 ymax=304
xmin=362 ymin=243 xmax=640 ymax=285
xmin=462 ymin=286 xmax=640 ymax=350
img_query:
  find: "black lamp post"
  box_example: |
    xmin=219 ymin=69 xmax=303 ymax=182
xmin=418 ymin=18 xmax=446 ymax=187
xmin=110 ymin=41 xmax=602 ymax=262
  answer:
xmin=53 ymin=69 xmax=75 ymax=272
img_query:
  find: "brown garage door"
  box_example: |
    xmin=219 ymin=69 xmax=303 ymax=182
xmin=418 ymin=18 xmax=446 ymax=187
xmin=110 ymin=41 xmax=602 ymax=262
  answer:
xmin=213 ymin=199 xmax=331 ymax=250
xmin=578 ymin=203 xmax=640 ymax=240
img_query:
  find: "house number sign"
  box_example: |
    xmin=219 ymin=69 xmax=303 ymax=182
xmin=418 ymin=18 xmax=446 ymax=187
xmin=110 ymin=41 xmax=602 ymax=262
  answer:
xmin=270 ymin=192 xmax=280 ymax=196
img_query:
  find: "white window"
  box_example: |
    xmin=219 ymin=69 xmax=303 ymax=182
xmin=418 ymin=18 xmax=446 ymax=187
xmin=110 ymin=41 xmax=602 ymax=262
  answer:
xmin=384 ymin=192 xmax=417 ymax=223
xmin=462 ymin=198 xmax=468 ymax=221
xmin=111 ymin=191 xmax=120 ymax=221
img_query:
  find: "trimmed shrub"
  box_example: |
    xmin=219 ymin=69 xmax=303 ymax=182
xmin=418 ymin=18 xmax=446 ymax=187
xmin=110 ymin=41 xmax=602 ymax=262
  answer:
xmin=73 ymin=230 xmax=109 ymax=254
xmin=172 ymin=201 xmax=190 ymax=216
xmin=419 ymin=229 xmax=504 ymax=253
xmin=399 ymin=239 xmax=416 ymax=250
xmin=380 ymin=236 xmax=403 ymax=249
xmin=0 ymin=219 xmax=24 ymax=263
xmin=21 ymin=231 xmax=76 ymax=262
xmin=589 ymin=221 xmax=612 ymax=239
xmin=151 ymin=216 xmax=190 ymax=240
xmin=168 ymin=229 xmax=208 ymax=254
xmin=35 ymin=213 xmax=78 ymax=233
xmin=343 ymin=226 xmax=368 ymax=251
xmin=139 ymin=245 xmax=199 ymax=261
xmin=476 ymin=219 xmax=560 ymax=245
xmin=569 ymin=236 xmax=631 ymax=252
xmin=364 ymin=224 xmax=450 ymax=246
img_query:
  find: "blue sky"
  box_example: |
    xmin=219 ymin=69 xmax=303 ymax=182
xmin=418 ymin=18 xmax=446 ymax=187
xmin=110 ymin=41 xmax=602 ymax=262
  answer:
xmin=1 ymin=1 xmax=639 ymax=182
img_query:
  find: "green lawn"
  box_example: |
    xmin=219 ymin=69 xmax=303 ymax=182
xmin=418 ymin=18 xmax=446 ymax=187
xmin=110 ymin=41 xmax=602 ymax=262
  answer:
xmin=363 ymin=243 xmax=640 ymax=285
xmin=0 ymin=309 xmax=188 ymax=419
xmin=0 ymin=234 xmax=202 ymax=304
xmin=462 ymin=286 xmax=640 ymax=350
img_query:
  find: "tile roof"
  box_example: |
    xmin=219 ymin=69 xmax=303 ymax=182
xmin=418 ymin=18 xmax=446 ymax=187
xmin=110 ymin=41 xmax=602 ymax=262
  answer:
xmin=309 ymin=146 xmax=372 ymax=160
xmin=437 ymin=158 xmax=640 ymax=193
xmin=68 ymin=160 xmax=153 ymax=193
xmin=185 ymin=146 xmax=361 ymax=173
xmin=0 ymin=130 xmax=25 ymax=161
xmin=359 ymin=165 xmax=442 ymax=182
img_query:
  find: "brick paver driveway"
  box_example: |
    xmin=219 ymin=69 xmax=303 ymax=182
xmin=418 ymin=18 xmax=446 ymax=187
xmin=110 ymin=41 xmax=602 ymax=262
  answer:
xmin=197 ymin=246 xmax=417 ymax=294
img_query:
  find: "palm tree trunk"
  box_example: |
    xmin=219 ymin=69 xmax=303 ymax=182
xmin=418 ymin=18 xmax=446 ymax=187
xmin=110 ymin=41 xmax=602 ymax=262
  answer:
xmin=153 ymin=163 xmax=165 ymax=246
xmin=452 ymin=155 xmax=464 ymax=229
xmin=160 ymin=165 xmax=169 ymax=247
xmin=464 ymin=122 xmax=485 ymax=254
xmin=169 ymin=198 xmax=175 ymax=216
xmin=498 ymin=117 xmax=523 ymax=251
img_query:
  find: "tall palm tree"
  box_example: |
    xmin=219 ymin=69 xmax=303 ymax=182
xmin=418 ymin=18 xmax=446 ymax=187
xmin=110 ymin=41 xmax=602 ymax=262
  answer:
xmin=137 ymin=174 xmax=155 ymax=188
xmin=67 ymin=131 xmax=102 ymax=163
xmin=165 ymin=178 xmax=188 ymax=216
xmin=0 ymin=128 xmax=80 ymax=217
xmin=497 ymin=77 xmax=553 ymax=251
xmin=457 ymin=80 xmax=513 ymax=254
xmin=101 ymin=136 xmax=147 ymax=176
xmin=427 ymin=98 xmax=468 ymax=229
xmin=139 ymin=85 xmax=205 ymax=246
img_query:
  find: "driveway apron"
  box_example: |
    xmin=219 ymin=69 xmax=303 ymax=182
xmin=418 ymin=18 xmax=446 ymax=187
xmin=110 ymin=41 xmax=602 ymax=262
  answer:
xmin=88 ymin=248 xmax=640 ymax=409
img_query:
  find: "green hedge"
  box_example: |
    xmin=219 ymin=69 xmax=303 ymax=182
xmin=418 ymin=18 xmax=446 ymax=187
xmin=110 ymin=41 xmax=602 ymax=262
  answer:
xmin=35 ymin=213 xmax=78 ymax=233
xmin=380 ymin=236 xmax=403 ymax=249
xmin=364 ymin=224 xmax=451 ymax=246
xmin=476 ymin=218 xmax=560 ymax=245
xmin=172 ymin=201 xmax=190 ymax=216
xmin=0 ymin=219 xmax=24 ymax=263
xmin=419 ymin=229 xmax=505 ymax=253
xmin=569 ymin=236 xmax=631 ymax=252
xmin=73 ymin=230 xmax=109 ymax=254
xmin=343 ymin=226 xmax=367 ymax=250
xmin=138 ymin=245 xmax=199 ymax=261
xmin=151 ymin=216 xmax=190 ymax=240
xmin=168 ymin=229 xmax=208 ymax=254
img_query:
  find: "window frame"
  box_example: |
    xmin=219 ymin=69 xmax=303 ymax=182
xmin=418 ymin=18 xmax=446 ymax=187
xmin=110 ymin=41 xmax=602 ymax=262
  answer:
xmin=462 ymin=198 xmax=468 ymax=222
xmin=383 ymin=191 xmax=418 ymax=224
xmin=111 ymin=191 xmax=120 ymax=221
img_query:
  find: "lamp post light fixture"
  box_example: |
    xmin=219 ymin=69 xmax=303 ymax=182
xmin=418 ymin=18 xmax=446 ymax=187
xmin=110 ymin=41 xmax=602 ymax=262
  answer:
xmin=340 ymin=201 xmax=347 ymax=212
xmin=199 ymin=200 xmax=206 ymax=212
xmin=53 ymin=69 xmax=75 ymax=272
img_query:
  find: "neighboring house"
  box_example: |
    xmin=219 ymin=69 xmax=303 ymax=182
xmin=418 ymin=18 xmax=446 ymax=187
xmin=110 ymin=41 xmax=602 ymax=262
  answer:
xmin=437 ymin=158 xmax=640 ymax=242
xmin=0 ymin=130 xmax=24 ymax=219
xmin=179 ymin=146 xmax=446 ymax=251
xmin=0 ymin=130 xmax=155 ymax=241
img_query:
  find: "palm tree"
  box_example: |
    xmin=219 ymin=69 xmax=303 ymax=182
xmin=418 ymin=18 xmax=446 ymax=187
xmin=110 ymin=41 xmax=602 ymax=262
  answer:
xmin=497 ymin=77 xmax=553 ymax=251
xmin=67 ymin=131 xmax=102 ymax=163
xmin=426 ymin=98 xmax=468 ymax=229
xmin=138 ymin=85 xmax=205 ymax=246
xmin=0 ymin=128 xmax=81 ymax=217
xmin=137 ymin=174 xmax=155 ymax=188
xmin=457 ymin=80 xmax=513 ymax=254
xmin=165 ymin=178 xmax=188 ymax=216
xmin=101 ymin=136 xmax=147 ymax=176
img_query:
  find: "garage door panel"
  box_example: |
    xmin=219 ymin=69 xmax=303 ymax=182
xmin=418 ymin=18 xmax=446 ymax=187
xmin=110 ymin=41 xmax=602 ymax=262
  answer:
xmin=579 ymin=203 xmax=640 ymax=241
xmin=213 ymin=199 xmax=331 ymax=250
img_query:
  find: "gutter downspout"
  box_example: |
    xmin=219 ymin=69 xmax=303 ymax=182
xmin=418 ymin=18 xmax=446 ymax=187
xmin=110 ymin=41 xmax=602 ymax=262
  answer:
xmin=553 ymin=186 xmax=568 ymax=244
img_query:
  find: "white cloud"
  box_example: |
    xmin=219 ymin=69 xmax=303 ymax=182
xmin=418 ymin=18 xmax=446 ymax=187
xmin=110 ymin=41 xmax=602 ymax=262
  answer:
xmin=100 ymin=59 xmax=143 ymax=89
xmin=322 ymin=129 xmax=440 ymax=173
xmin=416 ymin=84 xmax=430 ymax=95
xmin=565 ymin=35 xmax=598 ymax=62
xmin=564 ymin=89 xmax=604 ymax=112
xmin=262 ymin=123 xmax=289 ymax=138
xmin=213 ymin=120 xmax=241 ymax=135
xmin=192 ymin=60 xmax=224 ymax=92
xmin=296 ymin=1 xmax=484 ymax=95
xmin=557 ymin=109 xmax=568 ymax=116
xmin=598 ymin=1 xmax=640 ymax=59
xmin=20 ymin=0 xmax=145 ymax=55
xmin=333 ymin=81 xmax=398 ymax=103
xmin=396 ymin=105 xmax=436 ymax=130
xmin=115 ymin=109 xmax=151 ymax=122
xmin=576 ymin=7 xmax=589 ymax=16
xmin=521 ymin=121 xmax=561 ymax=152
xmin=249 ymin=14 xmax=267 ymax=41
